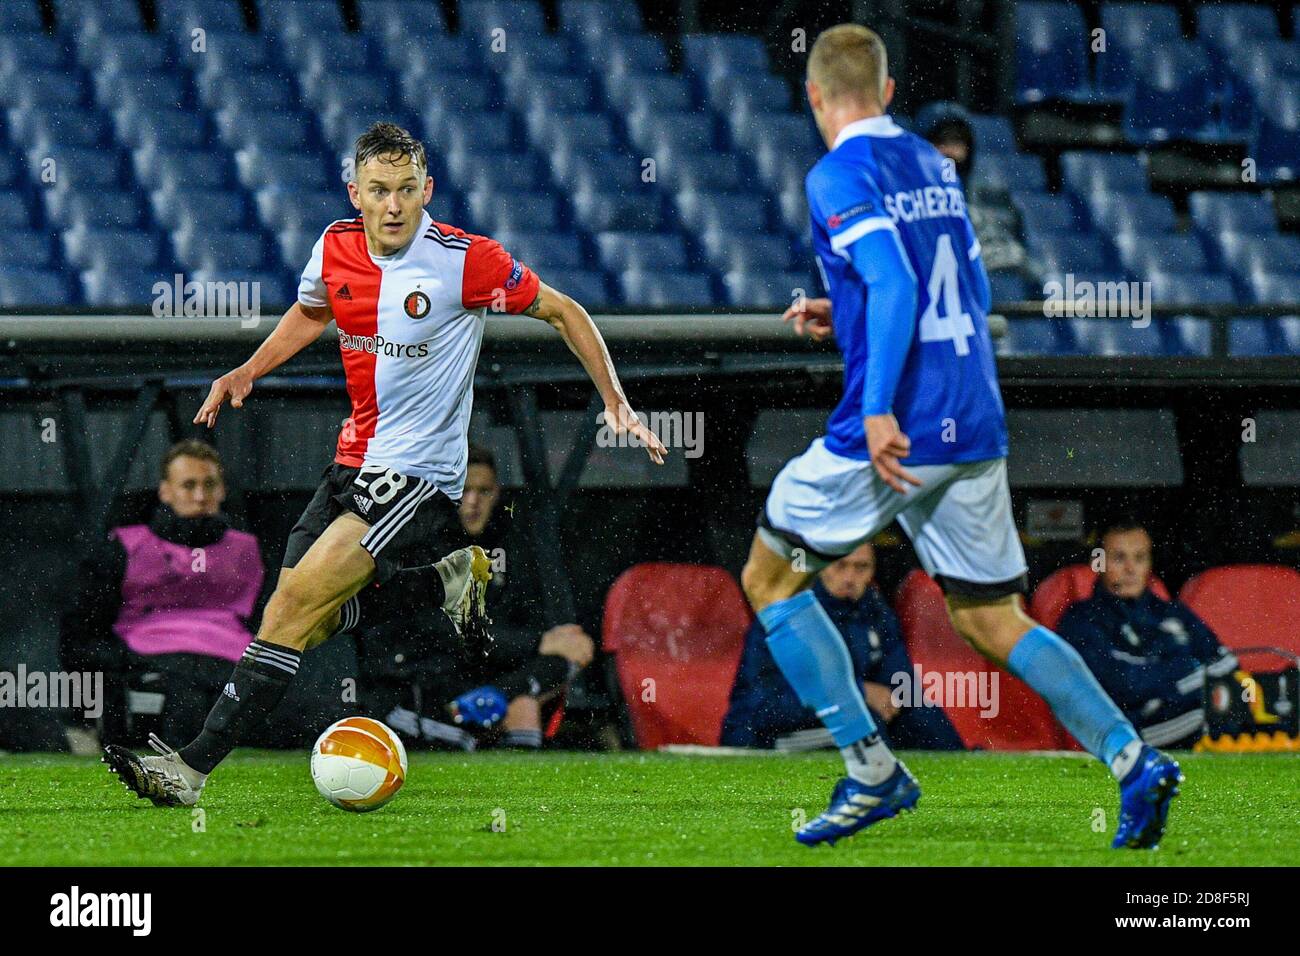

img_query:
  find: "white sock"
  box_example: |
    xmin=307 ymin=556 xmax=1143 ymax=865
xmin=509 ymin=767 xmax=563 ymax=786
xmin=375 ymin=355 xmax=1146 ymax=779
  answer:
xmin=841 ymin=734 xmax=896 ymax=786
xmin=1110 ymin=739 xmax=1145 ymax=781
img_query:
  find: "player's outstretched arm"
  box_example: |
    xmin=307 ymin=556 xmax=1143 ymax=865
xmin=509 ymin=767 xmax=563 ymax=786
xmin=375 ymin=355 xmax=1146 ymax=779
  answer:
xmin=523 ymin=282 xmax=666 ymax=464
xmin=782 ymin=295 xmax=834 ymax=341
xmin=194 ymin=302 xmax=333 ymax=428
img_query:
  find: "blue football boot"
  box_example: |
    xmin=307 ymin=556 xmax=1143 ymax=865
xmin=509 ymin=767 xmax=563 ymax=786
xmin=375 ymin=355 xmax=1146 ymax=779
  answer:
xmin=1112 ymin=746 xmax=1183 ymax=849
xmin=795 ymin=762 xmax=921 ymax=847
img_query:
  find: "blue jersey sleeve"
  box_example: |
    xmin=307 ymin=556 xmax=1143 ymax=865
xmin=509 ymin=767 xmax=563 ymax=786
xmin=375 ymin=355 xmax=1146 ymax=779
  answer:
xmin=807 ymin=161 xmax=919 ymax=417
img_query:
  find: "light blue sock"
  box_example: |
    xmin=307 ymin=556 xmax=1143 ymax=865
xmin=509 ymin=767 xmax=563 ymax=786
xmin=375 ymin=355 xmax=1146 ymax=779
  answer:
xmin=759 ymin=590 xmax=878 ymax=748
xmin=1007 ymin=625 xmax=1141 ymax=772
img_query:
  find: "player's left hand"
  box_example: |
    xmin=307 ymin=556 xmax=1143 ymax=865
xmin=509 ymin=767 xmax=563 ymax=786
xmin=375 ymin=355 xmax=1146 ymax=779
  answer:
xmin=449 ymin=686 xmax=509 ymax=728
xmin=604 ymin=402 xmax=667 ymax=464
xmin=865 ymin=414 xmax=922 ymax=494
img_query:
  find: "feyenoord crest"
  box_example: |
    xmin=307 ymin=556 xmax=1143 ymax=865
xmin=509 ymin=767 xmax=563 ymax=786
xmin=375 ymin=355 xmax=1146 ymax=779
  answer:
xmin=404 ymin=289 xmax=431 ymax=320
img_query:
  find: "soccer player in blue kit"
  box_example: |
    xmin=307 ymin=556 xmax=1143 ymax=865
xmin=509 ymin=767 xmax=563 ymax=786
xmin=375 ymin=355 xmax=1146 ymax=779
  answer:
xmin=740 ymin=24 xmax=1183 ymax=849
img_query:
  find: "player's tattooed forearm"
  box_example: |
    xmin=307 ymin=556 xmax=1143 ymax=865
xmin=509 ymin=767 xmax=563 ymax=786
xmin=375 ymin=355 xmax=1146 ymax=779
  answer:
xmin=523 ymin=291 xmax=544 ymax=317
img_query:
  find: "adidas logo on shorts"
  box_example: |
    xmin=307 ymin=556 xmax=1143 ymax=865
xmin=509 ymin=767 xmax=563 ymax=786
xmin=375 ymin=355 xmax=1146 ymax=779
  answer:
xmin=352 ymin=494 xmax=373 ymax=515
xmin=223 ymin=682 xmax=240 ymax=701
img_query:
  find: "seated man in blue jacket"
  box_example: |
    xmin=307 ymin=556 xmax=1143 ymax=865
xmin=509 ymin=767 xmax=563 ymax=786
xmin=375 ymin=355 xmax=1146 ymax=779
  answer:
xmin=1056 ymin=521 xmax=1239 ymax=748
xmin=721 ymin=543 xmax=962 ymax=750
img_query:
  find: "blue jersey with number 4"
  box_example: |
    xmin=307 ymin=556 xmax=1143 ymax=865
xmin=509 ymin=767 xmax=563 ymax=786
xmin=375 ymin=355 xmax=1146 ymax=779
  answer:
xmin=807 ymin=115 xmax=1008 ymax=465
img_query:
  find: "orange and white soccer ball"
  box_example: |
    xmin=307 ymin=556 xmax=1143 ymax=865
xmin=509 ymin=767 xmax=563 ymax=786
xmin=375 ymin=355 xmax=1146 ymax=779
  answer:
xmin=310 ymin=717 xmax=408 ymax=812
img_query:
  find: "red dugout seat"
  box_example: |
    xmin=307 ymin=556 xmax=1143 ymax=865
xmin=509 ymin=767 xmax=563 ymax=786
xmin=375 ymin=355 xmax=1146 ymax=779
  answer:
xmin=895 ymin=570 xmax=1066 ymax=750
xmin=602 ymin=563 xmax=751 ymax=749
xmin=1180 ymin=564 xmax=1300 ymax=660
xmin=1029 ymin=564 xmax=1171 ymax=631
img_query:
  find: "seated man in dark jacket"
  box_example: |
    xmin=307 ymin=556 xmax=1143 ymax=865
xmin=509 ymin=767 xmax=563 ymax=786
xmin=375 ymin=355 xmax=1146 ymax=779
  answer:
xmin=60 ymin=440 xmax=264 ymax=744
xmin=1056 ymin=521 xmax=1238 ymax=748
xmin=721 ymin=543 xmax=962 ymax=750
xmin=360 ymin=445 xmax=593 ymax=749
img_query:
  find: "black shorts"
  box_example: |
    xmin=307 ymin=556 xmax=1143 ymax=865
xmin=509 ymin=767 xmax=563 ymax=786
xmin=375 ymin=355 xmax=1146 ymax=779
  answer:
xmin=283 ymin=462 xmax=461 ymax=584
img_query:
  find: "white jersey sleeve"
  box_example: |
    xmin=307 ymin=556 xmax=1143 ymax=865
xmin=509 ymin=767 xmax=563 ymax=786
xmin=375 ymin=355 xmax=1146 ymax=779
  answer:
xmin=297 ymin=230 xmax=328 ymax=308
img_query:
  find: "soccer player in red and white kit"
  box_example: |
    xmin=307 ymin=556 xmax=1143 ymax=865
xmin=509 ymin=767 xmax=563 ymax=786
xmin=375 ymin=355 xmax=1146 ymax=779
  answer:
xmin=105 ymin=123 xmax=666 ymax=806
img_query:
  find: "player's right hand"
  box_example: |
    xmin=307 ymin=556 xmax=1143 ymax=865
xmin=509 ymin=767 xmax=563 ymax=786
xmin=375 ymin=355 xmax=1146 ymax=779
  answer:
xmin=782 ymin=296 xmax=833 ymax=341
xmin=865 ymin=413 xmax=922 ymax=494
xmin=194 ymin=368 xmax=254 ymax=428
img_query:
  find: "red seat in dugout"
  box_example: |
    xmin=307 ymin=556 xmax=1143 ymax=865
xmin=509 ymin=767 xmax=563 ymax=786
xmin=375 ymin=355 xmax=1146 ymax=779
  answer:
xmin=896 ymin=570 xmax=1064 ymax=750
xmin=603 ymin=563 xmax=750 ymax=749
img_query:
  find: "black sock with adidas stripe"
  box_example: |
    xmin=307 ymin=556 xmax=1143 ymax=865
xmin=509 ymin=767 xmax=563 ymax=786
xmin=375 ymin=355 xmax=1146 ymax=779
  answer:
xmin=178 ymin=641 xmax=303 ymax=774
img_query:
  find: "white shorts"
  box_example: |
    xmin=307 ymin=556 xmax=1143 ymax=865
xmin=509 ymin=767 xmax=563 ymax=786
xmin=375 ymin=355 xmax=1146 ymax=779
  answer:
xmin=760 ymin=438 xmax=1028 ymax=594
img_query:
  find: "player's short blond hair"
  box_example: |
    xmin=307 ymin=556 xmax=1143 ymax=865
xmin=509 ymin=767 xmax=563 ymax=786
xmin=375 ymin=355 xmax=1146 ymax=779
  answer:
xmin=808 ymin=24 xmax=889 ymax=106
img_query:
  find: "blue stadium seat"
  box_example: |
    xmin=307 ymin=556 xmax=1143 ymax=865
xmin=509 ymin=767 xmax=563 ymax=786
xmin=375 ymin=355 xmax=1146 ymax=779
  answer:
xmin=721 ymin=270 xmax=812 ymax=309
xmin=260 ymin=0 xmax=347 ymax=42
xmin=699 ymin=232 xmax=791 ymax=274
xmin=1016 ymin=2 xmax=1089 ymax=100
xmin=1228 ymin=318 xmax=1282 ymax=356
xmin=562 ymin=151 xmax=646 ymax=195
xmin=1213 ymin=233 xmax=1300 ymax=281
xmin=77 ymin=34 xmax=170 ymax=73
xmin=540 ymin=268 xmax=611 ymax=305
xmin=173 ymin=229 xmax=265 ymax=272
xmin=357 ymin=0 xmax=447 ymax=42
xmin=681 ymin=33 xmax=770 ymax=80
xmin=189 ymin=267 xmax=294 ymax=307
xmin=1115 ymin=234 xmax=1208 ymax=278
xmin=1014 ymin=194 xmax=1088 ymax=235
xmin=237 ymin=147 xmax=330 ymax=193
xmin=0 ymin=1 xmax=44 ymax=32
xmin=46 ymin=189 xmax=140 ymax=230
xmin=154 ymin=0 xmax=247 ymax=36
xmin=200 ymin=71 xmax=298 ymax=112
xmin=254 ymin=190 xmax=351 ymax=235
xmin=572 ymin=190 xmax=662 ymax=232
xmin=291 ymin=36 xmax=378 ymax=85
xmin=483 ymin=36 xmax=577 ymax=77
xmin=0 ymin=268 xmax=72 ymax=306
xmin=0 ymin=191 xmax=31 ymax=228
xmin=1060 ymin=151 xmax=1149 ymax=196
xmin=61 ymin=228 xmax=162 ymax=270
xmin=275 ymin=229 xmax=319 ymax=272
xmin=586 ymin=33 xmax=668 ymax=75
xmin=989 ymin=272 xmax=1028 ymax=303
xmin=1028 ymin=232 xmax=1113 ymax=274
xmin=119 ymin=108 xmax=209 ymax=153
xmin=673 ymin=191 xmax=769 ymax=235
xmin=151 ymin=188 xmax=246 ymax=232
xmin=149 ymin=149 xmax=233 ymax=192
xmin=622 ymin=76 xmax=696 ymax=116
xmin=496 ymin=232 xmax=588 ymax=270
xmin=970 ymin=153 xmax=1047 ymax=194
xmin=1070 ymin=317 xmax=1184 ymax=355
xmin=24 ymin=108 xmax=109 ymax=150
xmin=527 ymin=111 xmax=617 ymax=154
xmin=966 ymin=113 xmax=1017 ymax=153
xmin=80 ymin=266 xmax=170 ymax=307
xmin=558 ymin=0 xmax=643 ymax=35
xmin=595 ymin=233 xmax=689 ymax=273
xmin=459 ymin=0 xmax=548 ymax=37
xmin=777 ymin=188 xmax=809 ymax=236
xmin=465 ymin=191 xmax=560 ymax=234
xmin=1254 ymin=79 xmax=1300 ymax=175
xmin=1087 ymin=193 xmax=1177 ymax=236
xmin=1097 ymin=3 xmax=1183 ymax=94
xmin=999 ymin=318 xmax=1081 ymax=355
xmin=1148 ymin=273 xmax=1236 ymax=307
xmin=1197 ymin=5 xmax=1278 ymax=56
xmin=217 ymin=110 xmax=313 ymax=150
xmin=415 ymin=81 xmax=499 ymax=133
xmin=186 ymin=32 xmax=274 ymax=77
xmin=0 ymin=232 xmax=54 ymax=267
xmin=456 ymin=155 xmax=541 ymax=194
xmin=502 ymin=73 xmax=594 ymax=113
xmin=2 ymin=70 xmax=85 ymax=110
xmin=618 ymin=270 xmax=714 ymax=307
xmin=662 ymin=154 xmax=745 ymax=193
xmin=1249 ymin=273 xmax=1300 ymax=304
xmin=752 ymin=138 xmax=820 ymax=195
xmin=1126 ymin=41 xmax=1215 ymax=140
xmin=1189 ymin=192 xmax=1277 ymax=234
xmin=92 ymin=72 xmax=188 ymax=110
xmin=55 ymin=0 xmax=143 ymax=33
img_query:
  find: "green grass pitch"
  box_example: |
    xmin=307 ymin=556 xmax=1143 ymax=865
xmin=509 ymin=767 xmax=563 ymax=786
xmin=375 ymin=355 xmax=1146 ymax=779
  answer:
xmin=1 ymin=750 xmax=1294 ymax=866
